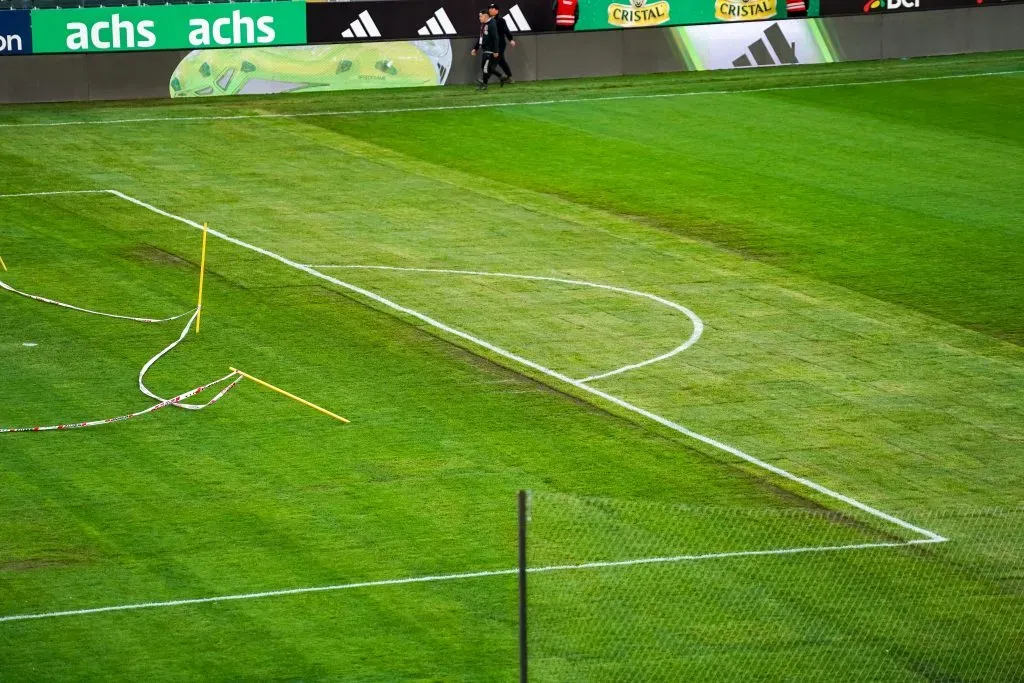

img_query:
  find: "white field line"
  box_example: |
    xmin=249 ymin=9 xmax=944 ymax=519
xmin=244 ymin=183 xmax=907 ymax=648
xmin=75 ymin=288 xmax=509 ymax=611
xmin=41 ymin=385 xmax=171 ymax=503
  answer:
xmin=0 ymin=70 xmax=1019 ymax=130
xmin=0 ymin=189 xmax=109 ymax=198
xmin=0 ymin=537 xmax=945 ymax=624
xmin=308 ymin=264 xmax=704 ymax=383
xmin=102 ymin=189 xmax=946 ymax=544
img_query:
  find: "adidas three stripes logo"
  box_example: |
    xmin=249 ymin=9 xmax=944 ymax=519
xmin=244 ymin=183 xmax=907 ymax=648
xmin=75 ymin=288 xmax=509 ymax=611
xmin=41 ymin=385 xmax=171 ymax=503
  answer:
xmin=339 ymin=4 xmax=533 ymax=41
xmin=417 ymin=8 xmax=458 ymax=36
xmin=341 ymin=11 xmax=381 ymax=39
xmin=502 ymin=5 xmax=533 ymax=32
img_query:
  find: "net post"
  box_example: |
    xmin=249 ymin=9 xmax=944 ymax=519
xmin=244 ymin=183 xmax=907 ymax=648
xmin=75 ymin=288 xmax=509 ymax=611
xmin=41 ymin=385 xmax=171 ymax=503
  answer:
xmin=518 ymin=489 xmax=528 ymax=683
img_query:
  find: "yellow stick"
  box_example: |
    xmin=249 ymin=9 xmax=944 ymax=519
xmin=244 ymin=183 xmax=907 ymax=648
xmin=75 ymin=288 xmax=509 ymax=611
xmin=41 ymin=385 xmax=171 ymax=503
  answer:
xmin=0 ymin=254 xmax=7 ymax=272
xmin=230 ymin=367 xmax=350 ymax=424
xmin=195 ymin=224 xmax=208 ymax=334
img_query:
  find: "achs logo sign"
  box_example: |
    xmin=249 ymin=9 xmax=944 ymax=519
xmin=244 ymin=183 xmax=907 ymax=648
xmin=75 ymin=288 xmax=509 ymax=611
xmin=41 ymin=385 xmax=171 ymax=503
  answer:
xmin=607 ymin=0 xmax=671 ymax=27
xmin=863 ymin=0 xmax=920 ymax=10
xmin=715 ymin=0 xmax=778 ymax=21
xmin=31 ymin=4 xmax=306 ymax=54
xmin=62 ymin=10 xmax=275 ymax=50
xmin=0 ymin=10 xmax=31 ymax=54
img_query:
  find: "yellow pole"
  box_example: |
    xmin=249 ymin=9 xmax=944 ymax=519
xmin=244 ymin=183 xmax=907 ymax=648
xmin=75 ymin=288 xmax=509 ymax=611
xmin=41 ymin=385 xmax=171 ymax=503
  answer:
xmin=195 ymin=224 xmax=208 ymax=334
xmin=0 ymin=254 xmax=7 ymax=272
xmin=230 ymin=367 xmax=350 ymax=424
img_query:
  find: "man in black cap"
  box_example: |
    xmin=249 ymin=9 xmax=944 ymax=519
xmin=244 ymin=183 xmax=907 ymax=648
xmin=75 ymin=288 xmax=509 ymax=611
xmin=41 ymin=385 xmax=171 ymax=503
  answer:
xmin=471 ymin=9 xmax=501 ymax=91
xmin=487 ymin=3 xmax=516 ymax=85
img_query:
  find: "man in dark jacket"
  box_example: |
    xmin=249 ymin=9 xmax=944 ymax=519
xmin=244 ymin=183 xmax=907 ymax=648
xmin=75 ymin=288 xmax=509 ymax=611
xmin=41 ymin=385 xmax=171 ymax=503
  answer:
xmin=471 ymin=9 xmax=501 ymax=90
xmin=488 ymin=3 xmax=515 ymax=84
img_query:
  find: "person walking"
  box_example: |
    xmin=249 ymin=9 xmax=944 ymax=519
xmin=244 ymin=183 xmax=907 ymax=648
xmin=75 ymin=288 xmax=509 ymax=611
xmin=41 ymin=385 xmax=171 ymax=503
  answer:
xmin=471 ymin=9 xmax=501 ymax=91
xmin=488 ymin=3 xmax=515 ymax=85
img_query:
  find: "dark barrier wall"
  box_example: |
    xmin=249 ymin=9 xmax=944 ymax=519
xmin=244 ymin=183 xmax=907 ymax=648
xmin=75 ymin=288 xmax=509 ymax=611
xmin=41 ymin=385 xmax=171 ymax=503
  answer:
xmin=0 ymin=3 xmax=1022 ymax=104
xmin=0 ymin=49 xmax=186 ymax=102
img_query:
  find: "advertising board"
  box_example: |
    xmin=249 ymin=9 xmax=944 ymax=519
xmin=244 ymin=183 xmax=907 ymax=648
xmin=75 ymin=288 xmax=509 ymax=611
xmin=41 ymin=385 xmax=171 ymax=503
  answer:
xmin=573 ymin=0 xmax=787 ymax=32
xmin=30 ymin=3 xmax=306 ymax=54
xmin=818 ymin=0 xmax=1022 ymax=14
xmin=0 ymin=10 xmax=32 ymax=55
xmin=676 ymin=20 xmax=834 ymax=69
xmin=306 ymin=0 xmax=553 ymax=44
xmin=169 ymin=41 xmax=454 ymax=97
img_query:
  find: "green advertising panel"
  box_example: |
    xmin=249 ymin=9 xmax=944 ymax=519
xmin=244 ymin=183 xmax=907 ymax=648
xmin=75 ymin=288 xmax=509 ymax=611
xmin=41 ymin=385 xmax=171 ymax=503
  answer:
xmin=31 ymin=3 xmax=306 ymax=54
xmin=574 ymin=0 xmax=785 ymax=32
xmin=169 ymin=42 xmax=454 ymax=98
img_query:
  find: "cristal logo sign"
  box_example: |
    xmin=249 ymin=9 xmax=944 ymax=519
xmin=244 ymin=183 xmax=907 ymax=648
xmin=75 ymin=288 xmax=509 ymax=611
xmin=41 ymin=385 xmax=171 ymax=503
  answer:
xmin=862 ymin=0 xmax=920 ymax=11
xmin=607 ymin=0 xmax=671 ymax=27
xmin=64 ymin=10 xmax=276 ymax=50
xmin=714 ymin=0 xmax=778 ymax=22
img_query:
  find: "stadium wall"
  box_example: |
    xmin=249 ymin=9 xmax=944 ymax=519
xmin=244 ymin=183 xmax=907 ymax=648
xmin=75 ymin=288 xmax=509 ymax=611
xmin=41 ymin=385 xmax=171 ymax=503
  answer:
xmin=0 ymin=3 xmax=1021 ymax=104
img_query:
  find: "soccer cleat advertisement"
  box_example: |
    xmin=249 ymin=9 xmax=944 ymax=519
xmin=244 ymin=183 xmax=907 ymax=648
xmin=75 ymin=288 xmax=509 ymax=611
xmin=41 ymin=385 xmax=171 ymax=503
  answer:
xmin=169 ymin=41 xmax=453 ymax=98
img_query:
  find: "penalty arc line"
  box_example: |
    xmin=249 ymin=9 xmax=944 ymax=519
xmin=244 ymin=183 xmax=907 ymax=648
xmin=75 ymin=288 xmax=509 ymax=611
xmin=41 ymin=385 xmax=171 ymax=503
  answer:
xmin=103 ymin=189 xmax=946 ymax=544
xmin=0 ymin=538 xmax=945 ymax=624
xmin=308 ymin=264 xmax=704 ymax=384
xmin=0 ymin=70 xmax=1018 ymax=130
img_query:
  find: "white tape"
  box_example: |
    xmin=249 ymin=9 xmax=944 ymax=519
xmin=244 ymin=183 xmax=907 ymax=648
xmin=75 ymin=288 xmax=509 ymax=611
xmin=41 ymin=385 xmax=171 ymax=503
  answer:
xmin=137 ymin=309 xmax=229 ymax=411
xmin=0 ymin=372 xmax=240 ymax=433
xmin=1 ymin=276 xmax=241 ymax=432
xmin=0 ymin=278 xmax=194 ymax=323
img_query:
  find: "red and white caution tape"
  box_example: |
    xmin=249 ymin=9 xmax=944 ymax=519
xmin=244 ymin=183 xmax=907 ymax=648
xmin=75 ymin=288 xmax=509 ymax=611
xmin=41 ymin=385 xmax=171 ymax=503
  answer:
xmin=2 ymin=277 xmax=243 ymax=433
xmin=137 ymin=309 xmax=230 ymax=411
xmin=0 ymin=372 xmax=241 ymax=433
xmin=0 ymin=278 xmax=194 ymax=323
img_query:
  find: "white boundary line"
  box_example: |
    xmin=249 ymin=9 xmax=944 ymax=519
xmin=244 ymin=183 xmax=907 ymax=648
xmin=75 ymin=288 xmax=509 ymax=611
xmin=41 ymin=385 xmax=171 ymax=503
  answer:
xmin=309 ymin=264 xmax=704 ymax=383
xmin=0 ymin=188 xmax=949 ymax=623
xmin=0 ymin=70 xmax=1019 ymax=130
xmin=0 ymin=538 xmax=944 ymax=624
xmin=0 ymin=188 xmax=110 ymax=196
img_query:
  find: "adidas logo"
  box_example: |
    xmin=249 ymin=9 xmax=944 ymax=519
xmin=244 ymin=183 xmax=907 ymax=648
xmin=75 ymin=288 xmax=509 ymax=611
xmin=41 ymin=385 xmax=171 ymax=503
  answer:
xmin=731 ymin=23 xmax=797 ymax=68
xmin=340 ymin=10 xmax=381 ymax=39
xmin=417 ymin=8 xmax=457 ymax=36
xmin=501 ymin=5 xmax=533 ymax=31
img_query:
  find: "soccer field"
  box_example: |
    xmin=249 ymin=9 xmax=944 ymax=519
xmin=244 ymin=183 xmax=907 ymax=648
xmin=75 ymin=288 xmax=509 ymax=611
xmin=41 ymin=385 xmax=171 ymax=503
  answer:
xmin=1 ymin=51 xmax=1022 ymax=680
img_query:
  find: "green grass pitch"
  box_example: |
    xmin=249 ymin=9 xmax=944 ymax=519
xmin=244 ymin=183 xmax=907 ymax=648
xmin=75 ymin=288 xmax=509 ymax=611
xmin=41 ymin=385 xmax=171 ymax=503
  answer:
xmin=0 ymin=51 xmax=1022 ymax=680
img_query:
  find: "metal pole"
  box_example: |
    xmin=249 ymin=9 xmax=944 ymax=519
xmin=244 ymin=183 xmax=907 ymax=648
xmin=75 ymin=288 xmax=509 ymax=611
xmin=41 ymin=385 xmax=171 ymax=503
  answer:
xmin=518 ymin=489 xmax=528 ymax=683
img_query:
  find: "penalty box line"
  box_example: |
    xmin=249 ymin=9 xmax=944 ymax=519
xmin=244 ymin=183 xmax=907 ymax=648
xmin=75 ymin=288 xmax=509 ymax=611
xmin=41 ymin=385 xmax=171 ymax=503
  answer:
xmin=19 ymin=187 xmax=946 ymax=543
xmin=0 ymin=538 xmax=945 ymax=624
